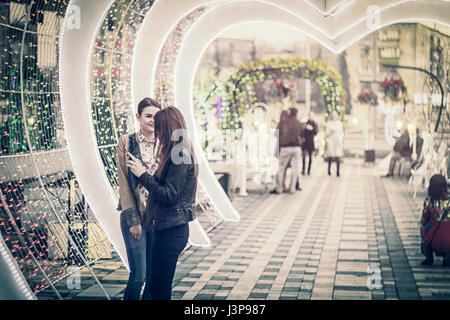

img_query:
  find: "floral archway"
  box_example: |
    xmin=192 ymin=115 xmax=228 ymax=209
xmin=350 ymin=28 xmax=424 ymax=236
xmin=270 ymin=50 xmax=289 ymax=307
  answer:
xmin=195 ymin=57 xmax=346 ymax=157
xmin=197 ymin=57 xmax=345 ymax=127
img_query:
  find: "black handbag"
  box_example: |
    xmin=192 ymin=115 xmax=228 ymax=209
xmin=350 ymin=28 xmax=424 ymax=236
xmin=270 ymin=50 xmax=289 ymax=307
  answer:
xmin=421 ymin=203 xmax=448 ymax=256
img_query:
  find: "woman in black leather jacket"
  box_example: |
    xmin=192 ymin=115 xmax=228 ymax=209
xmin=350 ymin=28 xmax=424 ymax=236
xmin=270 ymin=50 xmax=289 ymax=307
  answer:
xmin=127 ymin=106 xmax=198 ymax=300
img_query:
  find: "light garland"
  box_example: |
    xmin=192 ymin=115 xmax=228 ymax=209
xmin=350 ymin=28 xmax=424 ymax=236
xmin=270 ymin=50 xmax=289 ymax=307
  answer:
xmin=194 ymin=57 xmax=346 ymax=157
xmin=144 ymin=4 xmax=224 ymax=238
xmin=0 ymin=0 xmax=114 ymax=296
xmin=90 ymin=0 xmax=155 ymax=190
xmin=153 ymin=6 xmax=209 ymax=107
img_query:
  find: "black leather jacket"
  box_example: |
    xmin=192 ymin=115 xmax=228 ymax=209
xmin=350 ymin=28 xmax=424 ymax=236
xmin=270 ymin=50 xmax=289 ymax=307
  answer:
xmin=138 ymin=155 xmax=197 ymax=232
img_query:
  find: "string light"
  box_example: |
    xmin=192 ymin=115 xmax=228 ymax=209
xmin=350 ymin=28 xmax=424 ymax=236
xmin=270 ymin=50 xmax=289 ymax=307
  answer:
xmin=153 ymin=6 xmax=209 ymax=107
xmin=1 ymin=0 xmax=113 ymax=296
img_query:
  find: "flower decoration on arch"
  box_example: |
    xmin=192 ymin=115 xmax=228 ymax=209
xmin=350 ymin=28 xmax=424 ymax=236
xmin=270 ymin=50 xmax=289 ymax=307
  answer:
xmin=196 ymin=57 xmax=347 ymax=136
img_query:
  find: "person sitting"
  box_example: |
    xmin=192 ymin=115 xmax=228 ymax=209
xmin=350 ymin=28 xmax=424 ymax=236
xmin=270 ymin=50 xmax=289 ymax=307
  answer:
xmin=420 ymin=174 xmax=450 ymax=266
xmin=325 ymin=110 xmax=343 ymax=177
xmin=384 ymin=129 xmax=412 ymax=177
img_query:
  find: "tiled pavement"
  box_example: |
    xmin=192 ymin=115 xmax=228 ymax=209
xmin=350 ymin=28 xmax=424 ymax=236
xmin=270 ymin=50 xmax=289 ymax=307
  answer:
xmin=37 ymin=158 xmax=450 ymax=300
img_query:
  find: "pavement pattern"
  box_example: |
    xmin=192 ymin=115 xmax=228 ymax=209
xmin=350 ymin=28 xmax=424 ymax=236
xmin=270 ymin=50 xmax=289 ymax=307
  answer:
xmin=36 ymin=159 xmax=450 ymax=300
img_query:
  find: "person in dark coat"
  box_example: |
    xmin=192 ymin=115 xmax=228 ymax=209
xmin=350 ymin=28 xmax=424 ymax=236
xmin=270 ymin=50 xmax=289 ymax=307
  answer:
xmin=301 ymin=112 xmax=318 ymax=176
xmin=271 ymin=109 xmax=303 ymax=194
xmin=384 ymin=129 xmax=412 ymax=177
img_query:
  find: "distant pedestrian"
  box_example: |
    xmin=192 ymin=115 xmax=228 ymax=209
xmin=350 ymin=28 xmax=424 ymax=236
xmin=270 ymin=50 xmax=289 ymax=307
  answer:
xmin=290 ymin=108 xmax=304 ymax=191
xmin=325 ymin=110 xmax=343 ymax=177
xmin=280 ymin=108 xmax=304 ymax=191
xmin=271 ymin=111 xmax=289 ymax=194
xmin=301 ymin=112 xmax=318 ymax=176
xmin=271 ymin=109 xmax=303 ymax=194
xmin=420 ymin=174 xmax=450 ymax=267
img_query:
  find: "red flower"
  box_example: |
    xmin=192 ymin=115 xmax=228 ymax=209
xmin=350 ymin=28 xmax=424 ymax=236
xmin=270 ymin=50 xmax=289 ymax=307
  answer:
xmin=96 ymin=67 xmax=104 ymax=77
xmin=112 ymin=67 xmax=120 ymax=78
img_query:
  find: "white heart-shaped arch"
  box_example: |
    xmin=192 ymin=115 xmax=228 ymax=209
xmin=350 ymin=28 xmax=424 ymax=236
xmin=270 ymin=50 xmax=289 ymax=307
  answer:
xmin=137 ymin=0 xmax=450 ymax=230
xmin=61 ymin=0 xmax=450 ymax=269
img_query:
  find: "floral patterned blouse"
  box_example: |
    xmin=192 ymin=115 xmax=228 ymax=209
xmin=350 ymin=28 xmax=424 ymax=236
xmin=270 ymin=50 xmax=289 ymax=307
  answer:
xmin=421 ymin=196 xmax=450 ymax=230
xmin=420 ymin=195 xmax=450 ymax=253
xmin=136 ymin=130 xmax=159 ymax=218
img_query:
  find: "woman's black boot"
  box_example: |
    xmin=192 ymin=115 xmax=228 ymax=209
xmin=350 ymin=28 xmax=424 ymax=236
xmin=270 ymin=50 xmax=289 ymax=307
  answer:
xmin=421 ymin=254 xmax=434 ymax=266
xmin=336 ymin=158 xmax=340 ymax=177
xmin=444 ymin=253 xmax=450 ymax=267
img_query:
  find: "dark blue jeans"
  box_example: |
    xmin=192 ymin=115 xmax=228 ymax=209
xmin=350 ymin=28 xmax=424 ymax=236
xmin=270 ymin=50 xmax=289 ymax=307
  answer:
xmin=146 ymin=223 xmax=189 ymax=300
xmin=120 ymin=213 xmax=154 ymax=300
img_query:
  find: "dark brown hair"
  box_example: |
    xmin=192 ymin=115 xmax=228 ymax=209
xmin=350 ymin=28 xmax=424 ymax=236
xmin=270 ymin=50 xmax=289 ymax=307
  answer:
xmin=428 ymin=174 xmax=448 ymax=200
xmin=289 ymin=107 xmax=298 ymax=118
xmin=154 ymin=106 xmax=198 ymax=178
xmin=137 ymin=97 xmax=161 ymax=115
xmin=279 ymin=110 xmax=289 ymax=122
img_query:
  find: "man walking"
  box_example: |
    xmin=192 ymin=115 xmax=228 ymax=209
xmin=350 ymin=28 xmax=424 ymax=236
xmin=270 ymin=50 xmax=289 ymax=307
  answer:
xmin=272 ymin=108 xmax=303 ymax=194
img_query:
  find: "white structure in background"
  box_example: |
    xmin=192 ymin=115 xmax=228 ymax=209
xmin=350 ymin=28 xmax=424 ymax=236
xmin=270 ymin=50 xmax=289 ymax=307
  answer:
xmin=236 ymin=131 xmax=248 ymax=196
xmin=250 ymin=106 xmax=278 ymax=193
xmin=377 ymin=100 xmax=401 ymax=171
xmin=380 ymin=100 xmax=401 ymax=146
xmin=409 ymin=131 xmax=448 ymax=198
xmin=235 ymin=104 xmax=278 ymax=195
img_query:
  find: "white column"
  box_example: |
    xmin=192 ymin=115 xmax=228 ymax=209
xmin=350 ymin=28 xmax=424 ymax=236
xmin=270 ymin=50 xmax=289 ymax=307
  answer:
xmin=369 ymin=104 xmax=376 ymax=149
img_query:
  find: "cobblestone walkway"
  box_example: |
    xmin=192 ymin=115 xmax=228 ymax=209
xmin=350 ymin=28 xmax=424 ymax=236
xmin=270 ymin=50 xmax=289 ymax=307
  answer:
xmin=37 ymin=159 xmax=450 ymax=300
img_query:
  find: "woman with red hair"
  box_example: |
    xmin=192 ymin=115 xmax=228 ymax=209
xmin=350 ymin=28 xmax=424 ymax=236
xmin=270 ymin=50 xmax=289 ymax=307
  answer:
xmin=127 ymin=106 xmax=198 ymax=299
